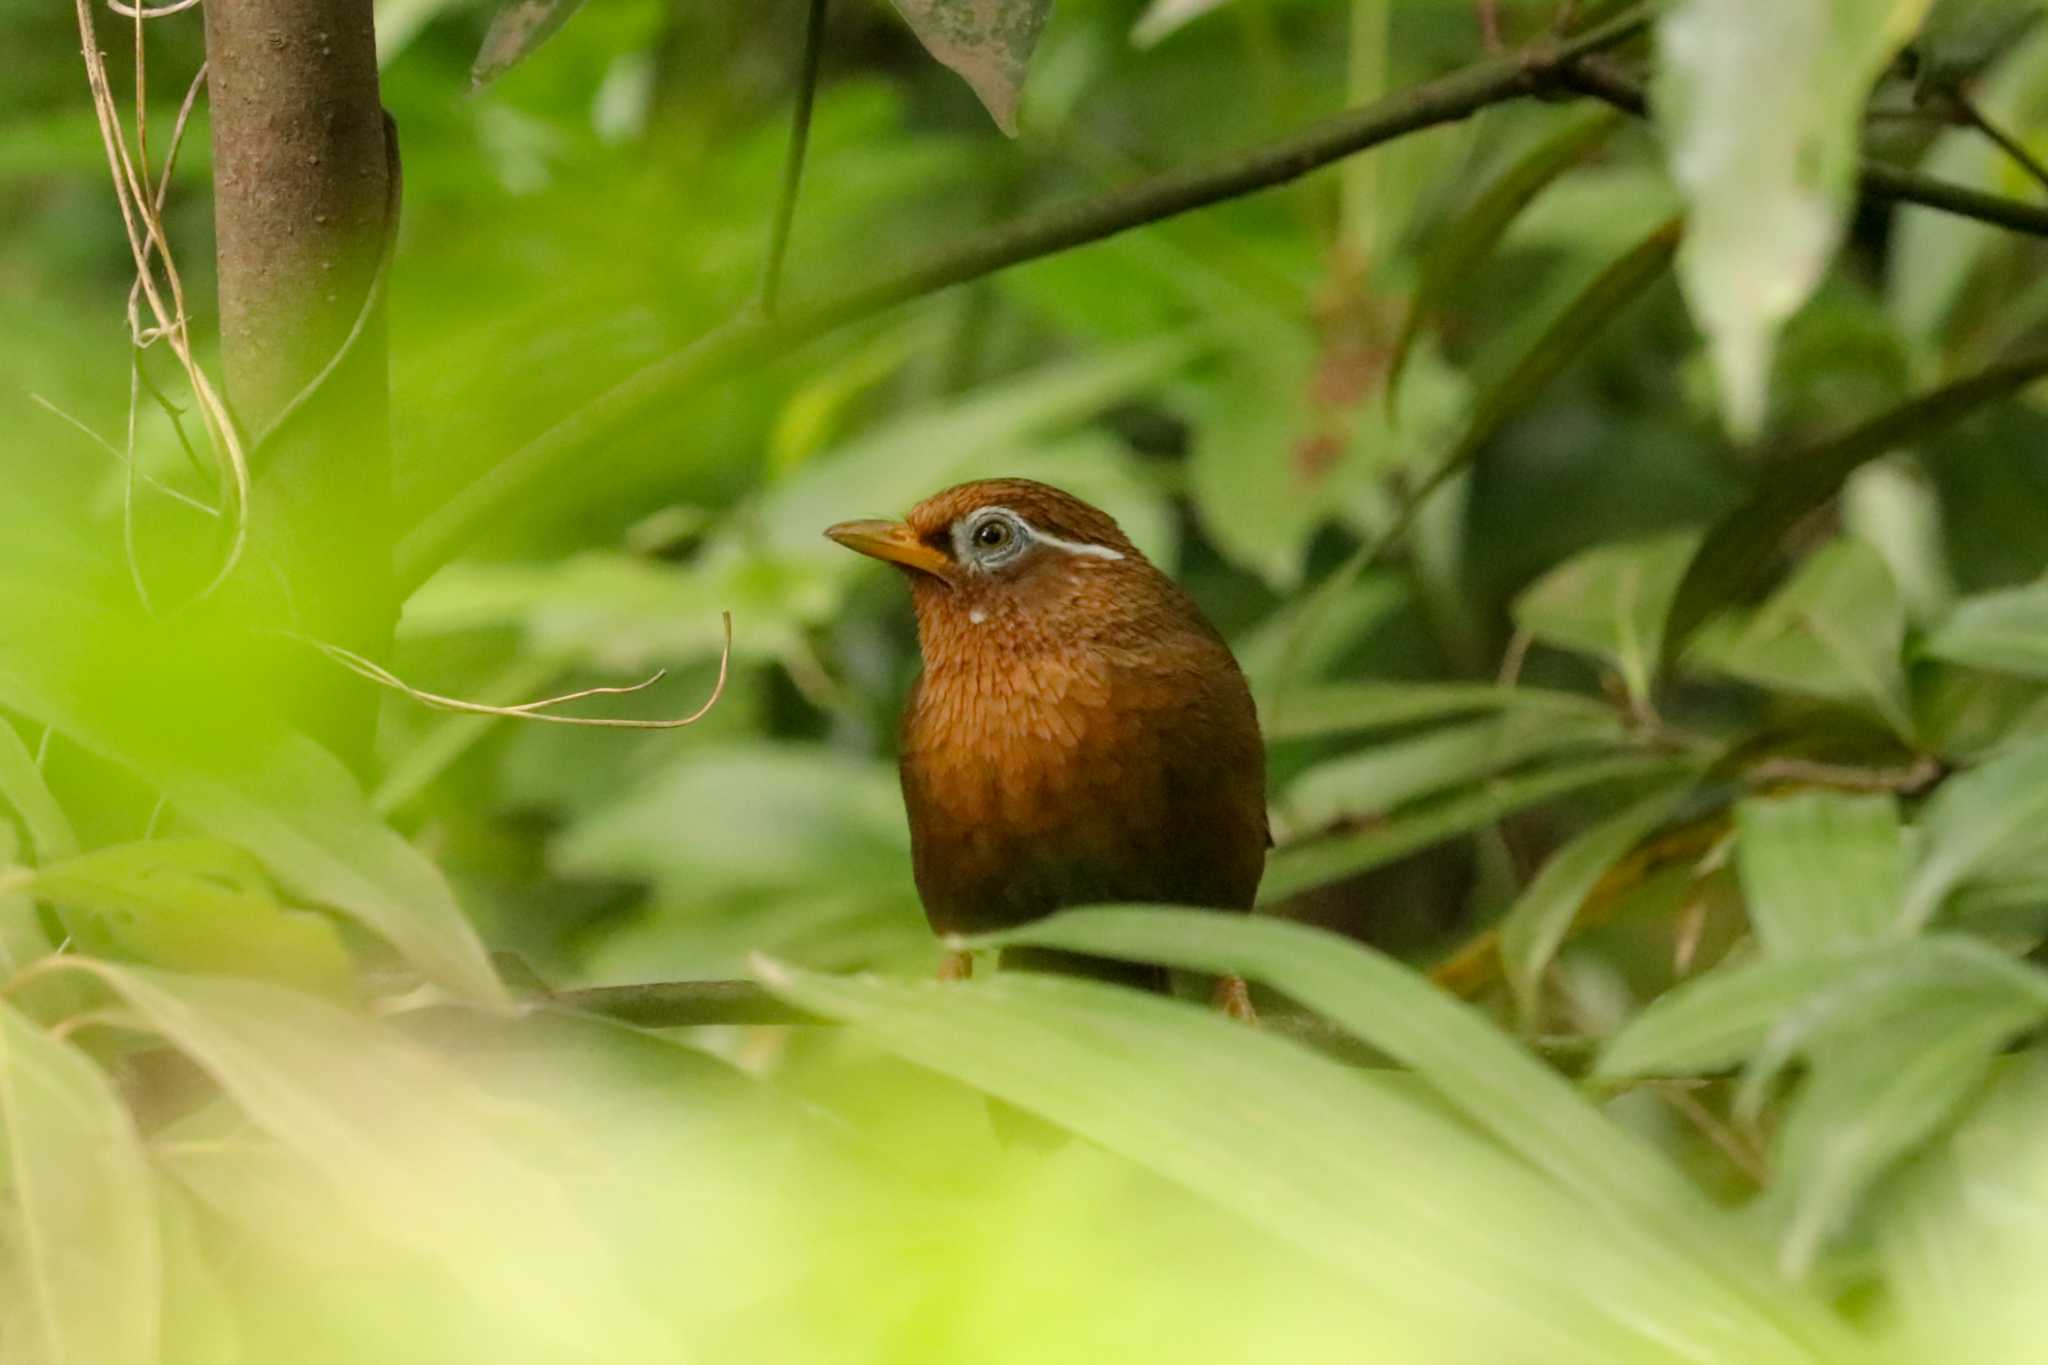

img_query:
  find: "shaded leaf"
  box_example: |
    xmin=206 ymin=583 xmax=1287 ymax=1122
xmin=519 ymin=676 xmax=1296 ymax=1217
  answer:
xmin=1262 ymin=753 xmax=1694 ymax=904
xmin=1130 ymin=0 xmax=1236 ymax=47
xmin=1513 ymin=530 xmax=1700 ymax=704
xmin=1690 ymin=539 xmax=1914 ymax=735
xmin=1595 ymin=935 xmax=2048 ymax=1079
xmin=1389 ymin=110 xmax=1624 ymax=400
xmin=1654 ymin=0 xmax=1929 ymax=435
xmin=470 ymin=0 xmax=590 ymax=88
xmin=1924 ymin=581 xmax=2048 ymax=677
xmin=887 ymin=0 xmax=1052 ymax=135
xmin=1662 ymin=350 xmax=2048 ymax=666
xmin=1735 ymin=791 xmax=1905 ymax=957
xmin=1284 ymin=711 xmax=1620 ymax=832
xmin=1499 ymin=780 xmax=1697 ymax=1023
xmin=0 ymin=1001 xmax=159 ymax=1365
xmin=1265 ymin=680 xmax=1614 ymax=743
xmin=1903 ymin=733 xmax=2048 ymax=930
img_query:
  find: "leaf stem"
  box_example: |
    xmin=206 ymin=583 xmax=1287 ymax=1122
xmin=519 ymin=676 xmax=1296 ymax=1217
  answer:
xmin=759 ymin=0 xmax=829 ymax=316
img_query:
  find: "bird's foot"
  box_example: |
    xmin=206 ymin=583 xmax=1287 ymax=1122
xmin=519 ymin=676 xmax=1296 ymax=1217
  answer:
xmin=1213 ymin=973 xmax=1256 ymax=1022
xmin=937 ymin=950 xmax=974 ymax=983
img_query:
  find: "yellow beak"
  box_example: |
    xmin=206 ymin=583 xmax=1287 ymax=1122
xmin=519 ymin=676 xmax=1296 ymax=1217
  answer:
xmin=824 ymin=519 xmax=956 ymax=580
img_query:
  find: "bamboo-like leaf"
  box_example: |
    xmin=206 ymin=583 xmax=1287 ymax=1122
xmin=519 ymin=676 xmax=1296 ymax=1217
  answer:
xmin=1903 ymin=734 xmax=2048 ymax=931
xmin=1595 ymin=935 xmax=2048 ymax=1080
xmin=1770 ymin=995 xmax=2037 ymax=1276
xmin=78 ymin=962 xmax=666 ymax=1355
xmin=1389 ymin=110 xmax=1624 ymax=400
xmin=1130 ymin=0 xmax=1237 ymax=47
xmin=762 ymin=948 xmax=1837 ymax=1363
xmin=1924 ymin=581 xmax=2048 ymax=678
xmin=470 ymin=0 xmax=590 ymax=88
xmin=1498 ymin=780 xmax=1697 ymax=1023
xmin=952 ymin=907 xmax=1854 ymax=1358
xmin=0 ymin=720 xmax=74 ymax=863
xmin=1654 ymin=0 xmax=1929 ymax=435
xmin=1262 ymin=753 xmax=1692 ymax=903
xmin=1513 ymin=530 xmax=1700 ymax=704
xmin=1445 ymin=216 xmax=1681 ymax=472
xmin=1284 ymin=711 xmax=1619 ymax=831
xmin=1265 ymin=681 xmax=1612 ymax=742
xmin=22 ymin=840 xmax=354 ymax=996
xmin=1735 ymin=791 xmax=1905 ymax=957
xmin=886 ymin=0 xmax=1052 ymax=135
xmin=1690 ymin=540 xmax=1915 ymax=736
xmin=0 ymin=1000 xmax=160 ymax=1365
xmin=1661 ymin=350 xmax=2048 ymax=668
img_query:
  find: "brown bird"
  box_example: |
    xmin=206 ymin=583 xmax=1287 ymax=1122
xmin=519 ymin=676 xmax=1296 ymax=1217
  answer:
xmin=826 ymin=478 xmax=1266 ymax=1009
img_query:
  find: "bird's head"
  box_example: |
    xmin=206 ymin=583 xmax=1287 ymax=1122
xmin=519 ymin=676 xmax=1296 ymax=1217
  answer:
xmin=825 ymin=478 xmax=1169 ymax=653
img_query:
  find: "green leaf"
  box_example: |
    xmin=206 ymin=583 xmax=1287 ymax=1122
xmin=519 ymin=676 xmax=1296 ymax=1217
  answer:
xmin=1924 ymin=581 xmax=2048 ymax=677
xmin=1262 ymin=753 xmax=1694 ymax=903
xmin=21 ymin=840 xmax=355 ymax=996
xmin=1904 ymin=733 xmax=2048 ymax=931
xmin=80 ymin=963 xmax=668 ymax=1355
xmin=1498 ymin=780 xmax=1697 ymax=1024
xmin=1654 ymin=0 xmax=1930 ymax=435
xmin=1513 ymin=530 xmax=1701 ymax=704
xmin=163 ymin=737 xmax=506 ymax=1007
xmin=1265 ymin=680 xmax=1614 ymax=743
xmin=953 ymin=908 xmax=1855 ymax=1359
xmin=1735 ymin=791 xmax=1905 ymax=957
xmin=1662 ymin=350 xmax=2048 ymax=666
xmin=1595 ymin=935 xmax=2048 ymax=1079
xmin=0 ymin=1001 xmax=160 ymax=1365
xmin=762 ymin=947 xmax=1838 ymax=1362
xmin=1389 ymin=110 xmax=1625 ymax=401
xmin=1690 ymin=539 xmax=1914 ymax=735
xmin=469 ymin=0 xmax=590 ymax=88
xmin=886 ymin=0 xmax=1052 ymax=135
xmin=1236 ymin=573 xmax=1411 ymax=703
xmin=1445 ymin=216 xmax=1681 ymax=479
xmin=0 ymin=720 xmax=74 ymax=864
xmin=1283 ymin=711 xmax=1620 ymax=832
xmin=1770 ymin=994 xmax=2036 ymax=1276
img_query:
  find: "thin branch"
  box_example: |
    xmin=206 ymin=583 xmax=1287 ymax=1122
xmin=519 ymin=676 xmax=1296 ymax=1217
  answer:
xmin=1947 ymin=87 xmax=2048 ymax=199
xmin=395 ymin=7 xmax=1654 ymax=590
xmin=1560 ymin=55 xmax=2048 ymax=237
xmin=760 ymin=0 xmax=828 ymax=315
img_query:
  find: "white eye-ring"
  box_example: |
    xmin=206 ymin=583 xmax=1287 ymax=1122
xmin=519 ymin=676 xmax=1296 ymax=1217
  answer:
xmin=951 ymin=505 xmax=1124 ymax=572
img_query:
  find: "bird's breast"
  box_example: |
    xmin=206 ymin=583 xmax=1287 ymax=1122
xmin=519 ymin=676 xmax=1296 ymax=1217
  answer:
xmin=898 ymin=642 xmax=1266 ymax=937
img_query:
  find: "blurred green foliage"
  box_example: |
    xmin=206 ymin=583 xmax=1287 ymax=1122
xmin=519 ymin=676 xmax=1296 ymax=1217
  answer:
xmin=13 ymin=0 xmax=2048 ymax=1359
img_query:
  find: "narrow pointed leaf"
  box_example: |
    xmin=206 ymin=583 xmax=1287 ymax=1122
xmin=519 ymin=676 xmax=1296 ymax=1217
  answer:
xmin=1265 ymin=681 xmax=1613 ymax=742
xmin=962 ymin=907 xmax=1854 ymax=1358
xmin=762 ymin=953 xmax=1833 ymax=1364
xmin=1263 ymin=753 xmax=1693 ymax=903
xmin=0 ymin=1001 xmax=159 ymax=1365
xmin=1734 ymin=791 xmax=1905 ymax=957
xmin=1904 ymin=734 xmax=2048 ymax=931
xmin=1499 ymin=780 xmax=1696 ymax=1022
xmin=1662 ymin=350 xmax=2048 ymax=667
xmin=0 ymin=721 xmax=73 ymax=863
xmin=1390 ymin=110 xmax=1624 ymax=400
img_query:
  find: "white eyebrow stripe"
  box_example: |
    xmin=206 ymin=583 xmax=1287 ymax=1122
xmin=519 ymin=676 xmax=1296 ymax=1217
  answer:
xmin=1002 ymin=511 xmax=1124 ymax=561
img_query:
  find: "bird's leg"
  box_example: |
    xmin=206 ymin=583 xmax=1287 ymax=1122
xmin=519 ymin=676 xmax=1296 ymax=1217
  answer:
xmin=937 ymin=949 xmax=974 ymax=983
xmin=1213 ymin=973 xmax=1256 ymax=1022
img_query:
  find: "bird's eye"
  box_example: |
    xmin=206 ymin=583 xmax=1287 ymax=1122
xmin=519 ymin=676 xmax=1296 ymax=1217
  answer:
xmin=972 ymin=519 xmax=1012 ymax=550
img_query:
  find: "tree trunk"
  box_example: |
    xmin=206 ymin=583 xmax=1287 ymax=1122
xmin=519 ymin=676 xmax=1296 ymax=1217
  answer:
xmin=202 ymin=0 xmax=394 ymax=773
